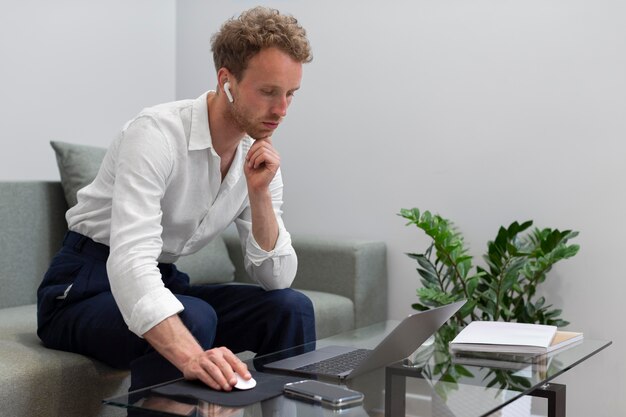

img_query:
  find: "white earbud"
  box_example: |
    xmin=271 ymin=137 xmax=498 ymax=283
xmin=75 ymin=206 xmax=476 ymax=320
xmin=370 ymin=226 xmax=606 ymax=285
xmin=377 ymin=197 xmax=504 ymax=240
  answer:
xmin=224 ymin=82 xmax=234 ymax=103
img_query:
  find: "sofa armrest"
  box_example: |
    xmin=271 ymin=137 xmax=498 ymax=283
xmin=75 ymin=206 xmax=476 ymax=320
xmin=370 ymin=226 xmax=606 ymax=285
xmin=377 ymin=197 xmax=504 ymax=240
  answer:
xmin=0 ymin=181 xmax=68 ymax=308
xmin=222 ymin=233 xmax=387 ymax=329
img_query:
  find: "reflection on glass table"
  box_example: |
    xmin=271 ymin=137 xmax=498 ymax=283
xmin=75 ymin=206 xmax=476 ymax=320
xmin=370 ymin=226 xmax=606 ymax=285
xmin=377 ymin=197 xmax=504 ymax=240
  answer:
xmin=385 ymin=328 xmax=611 ymax=417
xmin=103 ymin=321 xmax=611 ymax=417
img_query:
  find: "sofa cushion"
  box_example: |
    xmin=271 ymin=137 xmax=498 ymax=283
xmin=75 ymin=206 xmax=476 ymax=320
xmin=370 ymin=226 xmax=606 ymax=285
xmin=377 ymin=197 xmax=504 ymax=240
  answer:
xmin=0 ymin=304 xmax=129 ymax=416
xmin=49 ymin=141 xmax=235 ymax=284
xmin=296 ymin=289 xmax=354 ymax=339
xmin=50 ymin=140 xmax=107 ymax=208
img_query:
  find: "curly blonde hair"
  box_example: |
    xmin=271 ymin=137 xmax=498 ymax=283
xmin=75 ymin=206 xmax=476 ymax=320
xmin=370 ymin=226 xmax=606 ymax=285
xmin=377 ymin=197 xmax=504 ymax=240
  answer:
xmin=211 ymin=6 xmax=312 ymax=80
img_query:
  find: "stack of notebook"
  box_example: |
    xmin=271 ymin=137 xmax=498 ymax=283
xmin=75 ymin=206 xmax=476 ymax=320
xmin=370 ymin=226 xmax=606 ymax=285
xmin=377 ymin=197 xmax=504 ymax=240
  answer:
xmin=449 ymin=321 xmax=583 ymax=355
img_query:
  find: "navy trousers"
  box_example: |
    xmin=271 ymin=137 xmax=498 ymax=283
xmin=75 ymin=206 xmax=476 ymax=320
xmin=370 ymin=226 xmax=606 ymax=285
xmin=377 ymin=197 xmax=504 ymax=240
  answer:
xmin=37 ymin=232 xmax=316 ymax=391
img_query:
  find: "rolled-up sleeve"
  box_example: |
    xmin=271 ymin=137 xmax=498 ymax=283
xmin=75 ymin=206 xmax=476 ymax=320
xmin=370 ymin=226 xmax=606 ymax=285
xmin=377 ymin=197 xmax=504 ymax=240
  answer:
xmin=234 ymin=168 xmax=298 ymax=290
xmin=106 ymin=116 xmax=183 ymax=337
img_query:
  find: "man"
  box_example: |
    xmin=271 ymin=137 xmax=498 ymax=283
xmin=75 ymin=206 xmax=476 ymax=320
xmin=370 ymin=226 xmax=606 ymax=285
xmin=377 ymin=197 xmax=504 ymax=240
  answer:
xmin=37 ymin=6 xmax=315 ymax=392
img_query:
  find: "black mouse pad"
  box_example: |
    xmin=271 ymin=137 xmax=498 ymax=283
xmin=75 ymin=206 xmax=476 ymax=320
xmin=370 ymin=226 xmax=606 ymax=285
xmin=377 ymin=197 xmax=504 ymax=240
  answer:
xmin=150 ymin=371 xmax=305 ymax=407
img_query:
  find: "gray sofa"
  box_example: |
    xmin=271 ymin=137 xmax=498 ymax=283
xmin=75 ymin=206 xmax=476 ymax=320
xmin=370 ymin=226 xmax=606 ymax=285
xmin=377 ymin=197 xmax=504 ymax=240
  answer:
xmin=0 ymin=180 xmax=387 ymax=416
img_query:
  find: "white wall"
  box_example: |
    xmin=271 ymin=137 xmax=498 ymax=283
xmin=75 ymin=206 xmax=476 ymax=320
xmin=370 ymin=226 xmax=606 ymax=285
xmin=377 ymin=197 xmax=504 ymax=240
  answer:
xmin=0 ymin=0 xmax=177 ymax=180
xmin=177 ymin=1 xmax=625 ymax=416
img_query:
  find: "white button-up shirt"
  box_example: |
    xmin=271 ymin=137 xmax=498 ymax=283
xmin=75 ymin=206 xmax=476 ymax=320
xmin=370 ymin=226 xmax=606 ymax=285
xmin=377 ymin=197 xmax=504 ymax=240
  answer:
xmin=66 ymin=91 xmax=298 ymax=337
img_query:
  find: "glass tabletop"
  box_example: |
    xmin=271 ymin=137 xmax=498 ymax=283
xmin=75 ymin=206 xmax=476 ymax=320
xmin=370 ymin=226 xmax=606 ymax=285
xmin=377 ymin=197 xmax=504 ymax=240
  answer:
xmin=385 ymin=336 xmax=611 ymax=417
xmin=103 ymin=320 xmax=611 ymax=417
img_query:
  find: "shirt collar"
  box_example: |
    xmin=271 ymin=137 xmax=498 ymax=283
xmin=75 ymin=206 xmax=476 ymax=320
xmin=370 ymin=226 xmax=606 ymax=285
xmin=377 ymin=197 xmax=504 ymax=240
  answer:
xmin=188 ymin=91 xmax=213 ymax=151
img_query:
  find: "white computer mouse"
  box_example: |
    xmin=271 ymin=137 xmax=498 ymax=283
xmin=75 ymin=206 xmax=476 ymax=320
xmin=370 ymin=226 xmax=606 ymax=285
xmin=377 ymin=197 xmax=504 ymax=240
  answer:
xmin=234 ymin=372 xmax=257 ymax=390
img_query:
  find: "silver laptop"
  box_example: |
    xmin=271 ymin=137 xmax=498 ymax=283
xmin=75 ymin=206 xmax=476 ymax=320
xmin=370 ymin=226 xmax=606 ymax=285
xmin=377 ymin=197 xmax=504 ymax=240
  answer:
xmin=263 ymin=300 xmax=465 ymax=380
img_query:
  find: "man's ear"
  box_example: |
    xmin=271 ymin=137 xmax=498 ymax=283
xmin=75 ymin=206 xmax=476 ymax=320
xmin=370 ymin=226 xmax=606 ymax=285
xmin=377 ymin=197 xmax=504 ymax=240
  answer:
xmin=217 ymin=68 xmax=236 ymax=88
xmin=217 ymin=68 xmax=237 ymax=102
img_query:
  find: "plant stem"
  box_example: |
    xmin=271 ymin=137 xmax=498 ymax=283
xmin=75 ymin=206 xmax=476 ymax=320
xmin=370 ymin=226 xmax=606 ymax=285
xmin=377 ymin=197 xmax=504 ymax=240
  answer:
xmin=493 ymin=256 xmax=514 ymax=321
xmin=437 ymin=246 xmax=478 ymax=320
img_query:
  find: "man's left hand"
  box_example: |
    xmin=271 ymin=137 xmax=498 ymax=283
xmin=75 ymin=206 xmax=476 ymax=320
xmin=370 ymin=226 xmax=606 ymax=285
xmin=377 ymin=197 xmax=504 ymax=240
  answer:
xmin=244 ymin=138 xmax=280 ymax=192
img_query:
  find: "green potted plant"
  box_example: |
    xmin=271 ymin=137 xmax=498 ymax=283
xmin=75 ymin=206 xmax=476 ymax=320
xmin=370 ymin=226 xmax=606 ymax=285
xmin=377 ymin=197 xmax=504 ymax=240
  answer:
xmin=399 ymin=208 xmax=580 ymax=392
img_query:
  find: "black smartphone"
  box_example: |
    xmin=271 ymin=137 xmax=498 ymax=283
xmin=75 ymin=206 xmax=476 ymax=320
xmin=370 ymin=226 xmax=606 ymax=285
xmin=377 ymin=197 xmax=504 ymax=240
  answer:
xmin=283 ymin=380 xmax=364 ymax=409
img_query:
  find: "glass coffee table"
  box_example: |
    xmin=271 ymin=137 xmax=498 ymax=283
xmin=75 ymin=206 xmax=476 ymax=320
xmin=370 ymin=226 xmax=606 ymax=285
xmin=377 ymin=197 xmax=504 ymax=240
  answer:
xmin=103 ymin=320 xmax=611 ymax=416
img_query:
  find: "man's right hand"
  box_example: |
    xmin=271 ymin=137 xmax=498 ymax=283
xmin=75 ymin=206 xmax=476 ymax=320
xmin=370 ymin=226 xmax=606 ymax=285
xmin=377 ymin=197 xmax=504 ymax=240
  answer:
xmin=182 ymin=346 xmax=251 ymax=391
xmin=143 ymin=314 xmax=251 ymax=391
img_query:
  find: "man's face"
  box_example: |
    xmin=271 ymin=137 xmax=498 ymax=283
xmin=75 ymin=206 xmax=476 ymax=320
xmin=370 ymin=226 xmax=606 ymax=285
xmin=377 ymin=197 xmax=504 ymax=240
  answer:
xmin=227 ymin=47 xmax=303 ymax=140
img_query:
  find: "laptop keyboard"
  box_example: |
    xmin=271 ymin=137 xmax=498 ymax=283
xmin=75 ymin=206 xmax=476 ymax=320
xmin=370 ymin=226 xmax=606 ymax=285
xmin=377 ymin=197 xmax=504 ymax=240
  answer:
xmin=295 ymin=348 xmax=372 ymax=376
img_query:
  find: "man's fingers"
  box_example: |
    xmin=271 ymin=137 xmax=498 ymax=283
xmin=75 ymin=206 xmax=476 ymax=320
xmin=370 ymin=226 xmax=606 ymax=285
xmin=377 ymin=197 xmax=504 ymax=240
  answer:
xmin=208 ymin=348 xmax=241 ymax=390
xmin=185 ymin=347 xmax=245 ymax=391
xmin=224 ymin=351 xmax=251 ymax=379
xmin=217 ymin=347 xmax=250 ymax=382
xmin=194 ymin=367 xmax=222 ymax=391
xmin=247 ymin=141 xmax=278 ymax=163
xmin=250 ymin=152 xmax=279 ymax=170
xmin=198 ymin=356 xmax=231 ymax=390
xmin=215 ymin=353 xmax=238 ymax=386
xmin=198 ymin=374 xmax=221 ymax=391
xmin=246 ymin=146 xmax=280 ymax=170
xmin=202 ymin=358 xmax=232 ymax=391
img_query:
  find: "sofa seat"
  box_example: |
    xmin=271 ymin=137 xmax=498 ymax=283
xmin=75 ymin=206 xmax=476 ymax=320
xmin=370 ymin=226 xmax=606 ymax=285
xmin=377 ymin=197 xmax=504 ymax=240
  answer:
xmin=0 ymin=304 xmax=129 ymax=416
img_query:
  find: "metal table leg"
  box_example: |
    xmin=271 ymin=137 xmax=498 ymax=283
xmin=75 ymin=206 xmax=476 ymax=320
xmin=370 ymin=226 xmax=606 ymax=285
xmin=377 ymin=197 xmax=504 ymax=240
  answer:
xmin=528 ymin=383 xmax=566 ymax=417
xmin=385 ymin=366 xmax=407 ymax=417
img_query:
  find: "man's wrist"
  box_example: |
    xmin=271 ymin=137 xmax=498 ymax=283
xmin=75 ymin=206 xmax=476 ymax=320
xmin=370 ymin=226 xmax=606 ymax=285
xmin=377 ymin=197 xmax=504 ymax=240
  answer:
xmin=247 ymin=185 xmax=271 ymax=200
xmin=144 ymin=314 xmax=204 ymax=371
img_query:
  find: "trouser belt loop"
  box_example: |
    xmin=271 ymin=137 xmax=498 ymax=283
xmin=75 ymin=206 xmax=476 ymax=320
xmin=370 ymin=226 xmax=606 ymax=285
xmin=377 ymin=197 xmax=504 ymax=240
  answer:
xmin=61 ymin=231 xmax=110 ymax=260
xmin=74 ymin=235 xmax=88 ymax=252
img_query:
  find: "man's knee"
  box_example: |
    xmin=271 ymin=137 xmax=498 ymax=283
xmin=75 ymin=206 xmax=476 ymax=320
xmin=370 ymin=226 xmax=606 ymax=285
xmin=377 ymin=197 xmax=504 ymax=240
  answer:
xmin=259 ymin=289 xmax=316 ymax=351
xmin=266 ymin=289 xmax=314 ymax=318
xmin=177 ymin=296 xmax=218 ymax=349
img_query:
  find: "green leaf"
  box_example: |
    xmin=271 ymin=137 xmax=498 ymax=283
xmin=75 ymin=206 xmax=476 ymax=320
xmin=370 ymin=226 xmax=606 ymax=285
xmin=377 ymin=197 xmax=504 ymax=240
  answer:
xmin=418 ymin=268 xmax=439 ymax=286
xmin=411 ymin=303 xmax=429 ymax=311
xmin=466 ymin=277 xmax=479 ymax=297
xmin=454 ymin=365 xmax=474 ymax=378
xmin=459 ymin=300 xmax=477 ymax=318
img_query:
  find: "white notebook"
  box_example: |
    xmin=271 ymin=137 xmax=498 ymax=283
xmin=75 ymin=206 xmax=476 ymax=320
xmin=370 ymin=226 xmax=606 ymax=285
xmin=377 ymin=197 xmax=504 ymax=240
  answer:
xmin=449 ymin=321 xmax=583 ymax=355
